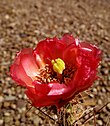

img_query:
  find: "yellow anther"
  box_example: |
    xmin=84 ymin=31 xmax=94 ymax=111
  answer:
xmin=51 ymin=58 xmax=65 ymax=74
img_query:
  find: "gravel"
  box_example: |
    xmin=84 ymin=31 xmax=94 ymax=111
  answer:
xmin=0 ymin=0 xmax=110 ymax=125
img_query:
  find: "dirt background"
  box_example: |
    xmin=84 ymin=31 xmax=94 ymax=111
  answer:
xmin=0 ymin=0 xmax=110 ymax=126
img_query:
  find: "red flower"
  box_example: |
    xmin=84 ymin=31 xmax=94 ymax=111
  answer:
xmin=10 ymin=34 xmax=101 ymax=108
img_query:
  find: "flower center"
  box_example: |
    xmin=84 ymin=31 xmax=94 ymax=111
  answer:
xmin=36 ymin=60 xmax=76 ymax=84
xmin=51 ymin=58 xmax=65 ymax=74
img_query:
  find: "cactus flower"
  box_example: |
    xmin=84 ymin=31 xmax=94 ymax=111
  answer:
xmin=10 ymin=34 xmax=101 ymax=108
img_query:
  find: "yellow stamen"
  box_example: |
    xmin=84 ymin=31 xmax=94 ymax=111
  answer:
xmin=51 ymin=58 xmax=65 ymax=74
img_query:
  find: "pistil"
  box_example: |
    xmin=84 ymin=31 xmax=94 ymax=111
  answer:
xmin=51 ymin=58 xmax=65 ymax=74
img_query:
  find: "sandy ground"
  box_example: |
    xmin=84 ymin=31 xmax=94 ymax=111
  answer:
xmin=0 ymin=0 xmax=110 ymax=125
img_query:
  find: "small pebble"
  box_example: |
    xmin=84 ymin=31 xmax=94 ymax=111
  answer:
xmin=0 ymin=96 xmax=4 ymax=102
xmin=15 ymin=120 xmax=20 ymax=126
xmin=11 ymin=103 xmax=16 ymax=109
xmin=97 ymin=120 xmax=103 ymax=126
xmin=101 ymin=87 xmax=106 ymax=93
xmin=98 ymin=99 xmax=103 ymax=105
xmin=106 ymin=103 xmax=110 ymax=111
xmin=5 ymin=96 xmax=16 ymax=101
xmin=4 ymin=112 xmax=10 ymax=116
xmin=0 ymin=119 xmax=3 ymax=125
xmin=3 ymin=102 xmax=10 ymax=108
xmin=4 ymin=116 xmax=13 ymax=123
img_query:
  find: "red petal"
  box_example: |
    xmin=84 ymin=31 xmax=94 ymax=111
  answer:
xmin=10 ymin=48 xmax=39 ymax=86
xmin=70 ymin=42 xmax=101 ymax=92
xmin=34 ymin=37 xmax=66 ymax=64
xmin=61 ymin=33 xmax=76 ymax=46
xmin=80 ymin=42 xmax=102 ymax=63
xmin=10 ymin=63 xmax=32 ymax=87
xmin=62 ymin=38 xmax=81 ymax=66
xmin=33 ymin=81 xmax=51 ymax=96
xmin=34 ymin=81 xmax=68 ymax=95
xmin=63 ymin=44 xmax=78 ymax=66
xmin=20 ymin=53 xmax=39 ymax=80
xmin=25 ymin=87 xmax=39 ymax=104
xmin=25 ymin=86 xmax=56 ymax=107
xmin=26 ymin=81 xmax=71 ymax=107
xmin=10 ymin=49 xmax=34 ymax=86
